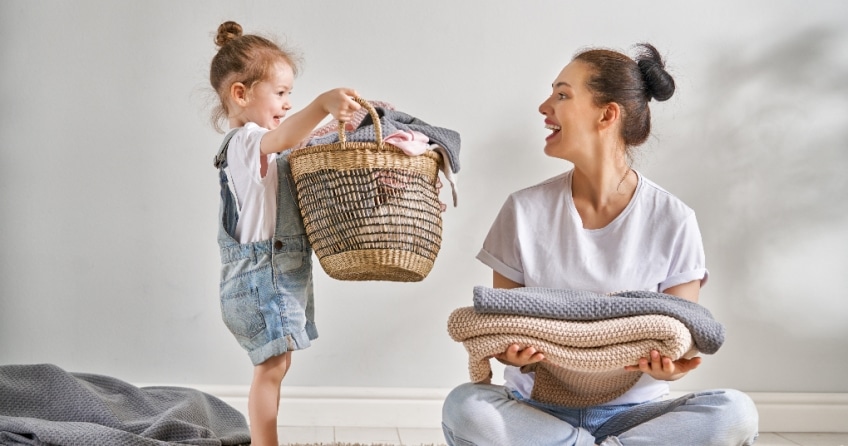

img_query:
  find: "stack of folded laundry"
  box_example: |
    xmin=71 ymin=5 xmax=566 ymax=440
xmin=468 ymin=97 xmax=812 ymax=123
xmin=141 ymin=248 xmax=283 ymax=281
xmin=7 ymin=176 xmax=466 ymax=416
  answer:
xmin=447 ymin=286 xmax=725 ymax=407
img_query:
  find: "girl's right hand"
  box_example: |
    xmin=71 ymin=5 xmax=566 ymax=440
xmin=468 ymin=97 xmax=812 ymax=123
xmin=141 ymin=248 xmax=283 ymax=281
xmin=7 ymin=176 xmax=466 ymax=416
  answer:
xmin=320 ymin=88 xmax=361 ymax=122
xmin=493 ymin=344 xmax=545 ymax=367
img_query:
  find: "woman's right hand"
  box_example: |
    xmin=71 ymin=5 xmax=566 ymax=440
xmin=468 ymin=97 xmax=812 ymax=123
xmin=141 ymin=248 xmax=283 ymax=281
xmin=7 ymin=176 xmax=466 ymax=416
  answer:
xmin=493 ymin=344 xmax=545 ymax=367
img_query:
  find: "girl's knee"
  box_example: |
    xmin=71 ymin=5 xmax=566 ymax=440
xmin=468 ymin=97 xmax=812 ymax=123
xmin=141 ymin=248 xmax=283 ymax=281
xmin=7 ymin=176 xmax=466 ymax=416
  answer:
xmin=255 ymin=352 xmax=291 ymax=382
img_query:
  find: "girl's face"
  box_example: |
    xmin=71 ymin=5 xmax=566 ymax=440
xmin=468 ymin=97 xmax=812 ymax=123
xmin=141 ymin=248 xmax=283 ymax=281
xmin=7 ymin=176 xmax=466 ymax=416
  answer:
xmin=242 ymin=61 xmax=294 ymax=130
xmin=538 ymin=61 xmax=604 ymax=162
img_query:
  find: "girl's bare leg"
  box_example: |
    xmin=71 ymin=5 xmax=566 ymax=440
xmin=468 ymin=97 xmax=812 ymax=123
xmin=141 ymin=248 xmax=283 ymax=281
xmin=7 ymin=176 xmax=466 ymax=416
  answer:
xmin=248 ymin=352 xmax=292 ymax=446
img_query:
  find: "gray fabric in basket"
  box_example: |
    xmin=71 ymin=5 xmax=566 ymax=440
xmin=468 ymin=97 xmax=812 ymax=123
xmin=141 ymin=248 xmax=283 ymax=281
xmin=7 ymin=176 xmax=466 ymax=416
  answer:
xmin=306 ymin=107 xmax=462 ymax=174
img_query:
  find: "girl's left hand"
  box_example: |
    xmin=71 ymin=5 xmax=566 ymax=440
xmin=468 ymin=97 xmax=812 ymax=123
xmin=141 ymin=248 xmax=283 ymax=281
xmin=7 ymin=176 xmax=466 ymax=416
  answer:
xmin=624 ymin=350 xmax=702 ymax=381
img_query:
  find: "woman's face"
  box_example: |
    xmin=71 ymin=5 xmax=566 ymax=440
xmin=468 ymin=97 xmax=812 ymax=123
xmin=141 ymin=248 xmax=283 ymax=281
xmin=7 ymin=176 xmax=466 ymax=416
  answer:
xmin=538 ymin=60 xmax=604 ymax=162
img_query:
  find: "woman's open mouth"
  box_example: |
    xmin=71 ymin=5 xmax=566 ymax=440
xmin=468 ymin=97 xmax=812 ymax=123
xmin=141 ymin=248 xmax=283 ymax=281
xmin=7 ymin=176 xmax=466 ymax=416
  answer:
xmin=545 ymin=123 xmax=561 ymax=140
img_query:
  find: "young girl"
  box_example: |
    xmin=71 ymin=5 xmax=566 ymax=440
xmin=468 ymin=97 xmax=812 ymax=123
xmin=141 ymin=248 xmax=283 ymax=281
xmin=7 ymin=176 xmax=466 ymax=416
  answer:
xmin=441 ymin=44 xmax=759 ymax=445
xmin=208 ymin=21 xmax=360 ymax=446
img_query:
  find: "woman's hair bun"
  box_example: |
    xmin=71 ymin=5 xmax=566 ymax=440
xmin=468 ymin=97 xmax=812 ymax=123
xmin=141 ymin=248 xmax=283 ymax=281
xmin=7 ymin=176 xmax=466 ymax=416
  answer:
xmin=635 ymin=43 xmax=675 ymax=102
xmin=215 ymin=21 xmax=243 ymax=48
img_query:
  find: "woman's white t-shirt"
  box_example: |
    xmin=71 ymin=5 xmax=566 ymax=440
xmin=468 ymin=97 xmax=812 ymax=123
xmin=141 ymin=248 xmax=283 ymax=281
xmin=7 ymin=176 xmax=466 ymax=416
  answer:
xmin=225 ymin=123 xmax=278 ymax=243
xmin=477 ymin=169 xmax=708 ymax=405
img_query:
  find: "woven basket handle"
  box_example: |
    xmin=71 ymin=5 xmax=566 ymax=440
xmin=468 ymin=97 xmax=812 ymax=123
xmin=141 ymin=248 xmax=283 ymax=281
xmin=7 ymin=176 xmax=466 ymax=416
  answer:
xmin=338 ymin=96 xmax=383 ymax=149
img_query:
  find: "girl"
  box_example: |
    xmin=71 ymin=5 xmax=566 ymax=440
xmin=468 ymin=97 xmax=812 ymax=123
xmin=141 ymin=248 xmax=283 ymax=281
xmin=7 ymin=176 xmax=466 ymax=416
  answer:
xmin=208 ymin=21 xmax=360 ymax=446
xmin=441 ymin=44 xmax=759 ymax=445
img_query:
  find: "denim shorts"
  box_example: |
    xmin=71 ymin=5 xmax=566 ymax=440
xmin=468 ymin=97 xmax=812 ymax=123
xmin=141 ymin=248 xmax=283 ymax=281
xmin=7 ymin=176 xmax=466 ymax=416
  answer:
xmin=215 ymin=146 xmax=318 ymax=366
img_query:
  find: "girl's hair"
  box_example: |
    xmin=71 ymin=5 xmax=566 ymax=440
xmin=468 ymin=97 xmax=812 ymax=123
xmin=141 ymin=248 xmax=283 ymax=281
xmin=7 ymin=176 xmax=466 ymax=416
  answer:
xmin=573 ymin=43 xmax=675 ymax=152
xmin=209 ymin=21 xmax=301 ymax=131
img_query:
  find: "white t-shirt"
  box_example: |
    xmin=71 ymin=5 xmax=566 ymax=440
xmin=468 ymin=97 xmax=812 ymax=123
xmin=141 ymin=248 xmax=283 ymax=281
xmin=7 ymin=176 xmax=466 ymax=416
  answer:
xmin=477 ymin=169 xmax=708 ymax=405
xmin=225 ymin=123 xmax=279 ymax=243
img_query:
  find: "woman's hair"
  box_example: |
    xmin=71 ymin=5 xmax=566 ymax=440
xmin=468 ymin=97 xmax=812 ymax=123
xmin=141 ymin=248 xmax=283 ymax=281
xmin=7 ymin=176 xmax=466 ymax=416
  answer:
xmin=573 ymin=43 xmax=675 ymax=151
xmin=209 ymin=21 xmax=301 ymax=131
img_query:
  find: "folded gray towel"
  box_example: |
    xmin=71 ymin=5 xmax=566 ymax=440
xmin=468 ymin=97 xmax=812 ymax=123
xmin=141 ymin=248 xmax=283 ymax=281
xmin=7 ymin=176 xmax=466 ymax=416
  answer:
xmin=472 ymin=286 xmax=725 ymax=354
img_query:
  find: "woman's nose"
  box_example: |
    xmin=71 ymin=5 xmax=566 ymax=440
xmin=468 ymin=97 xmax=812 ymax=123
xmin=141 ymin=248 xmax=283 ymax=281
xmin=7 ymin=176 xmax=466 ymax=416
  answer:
xmin=538 ymin=98 xmax=550 ymax=115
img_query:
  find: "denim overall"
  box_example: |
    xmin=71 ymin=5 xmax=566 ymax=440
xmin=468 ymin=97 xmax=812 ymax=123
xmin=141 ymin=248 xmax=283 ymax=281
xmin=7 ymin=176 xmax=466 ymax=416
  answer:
xmin=214 ymin=130 xmax=318 ymax=366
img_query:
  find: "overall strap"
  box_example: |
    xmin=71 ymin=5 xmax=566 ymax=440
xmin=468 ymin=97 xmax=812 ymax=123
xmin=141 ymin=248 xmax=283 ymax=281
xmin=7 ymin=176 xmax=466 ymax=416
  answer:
xmin=213 ymin=129 xmax=240 ymax=169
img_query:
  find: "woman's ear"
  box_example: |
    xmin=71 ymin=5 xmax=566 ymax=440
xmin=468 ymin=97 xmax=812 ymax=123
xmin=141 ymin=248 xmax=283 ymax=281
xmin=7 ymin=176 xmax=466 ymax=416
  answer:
xmin=229 ymin=82 xmax=249 ymax=107
xmin=598 ymin=102 xmax=621 ymax=131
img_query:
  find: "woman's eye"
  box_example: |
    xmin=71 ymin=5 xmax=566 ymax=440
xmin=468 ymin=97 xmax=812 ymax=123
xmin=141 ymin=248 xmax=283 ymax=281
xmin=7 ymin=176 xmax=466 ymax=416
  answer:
xmin=558 ymin=93 xmax=568 ymax=100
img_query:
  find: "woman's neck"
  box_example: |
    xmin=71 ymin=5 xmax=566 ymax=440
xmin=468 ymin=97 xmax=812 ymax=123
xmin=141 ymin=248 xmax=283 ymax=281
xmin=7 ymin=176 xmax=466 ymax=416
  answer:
xmin=570 ymin=160 xmax=637 ymax=230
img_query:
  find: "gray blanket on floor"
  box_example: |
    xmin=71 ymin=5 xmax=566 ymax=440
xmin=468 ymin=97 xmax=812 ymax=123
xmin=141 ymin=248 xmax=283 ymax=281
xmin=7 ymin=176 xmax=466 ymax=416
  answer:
xmin=472 ymin=286 xmax=725 ymax=354
xmin=0 ymin=364 xmax=250 ymax=446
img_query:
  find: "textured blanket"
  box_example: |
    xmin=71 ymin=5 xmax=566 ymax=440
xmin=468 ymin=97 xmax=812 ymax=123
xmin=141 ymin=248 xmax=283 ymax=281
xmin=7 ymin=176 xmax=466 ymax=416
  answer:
xmin=0 ymin=364 xmax=250 ymax=446
xmin=306 ymin=107 xmax=462 ymax=174
xmin=473 ymin=286 xmax=725 ymax=354
xmin=447 ymin=307 xmax=696 ymax=407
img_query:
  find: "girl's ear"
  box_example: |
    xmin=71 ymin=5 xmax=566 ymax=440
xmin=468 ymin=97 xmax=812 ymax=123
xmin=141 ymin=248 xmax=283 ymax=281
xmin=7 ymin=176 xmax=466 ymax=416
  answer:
xmin=598 ymin=102 xmax=621 ymax=131
xmin=229 ymin=82 xmax=249 ymax=107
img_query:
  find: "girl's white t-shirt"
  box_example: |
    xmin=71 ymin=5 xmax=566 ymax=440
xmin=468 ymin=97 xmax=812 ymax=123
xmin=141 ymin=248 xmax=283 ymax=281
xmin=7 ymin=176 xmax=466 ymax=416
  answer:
xmin=225 ymin=123 xmax=278 ymax=243
xmin=476 ymin=169 xmax=708 ymax=406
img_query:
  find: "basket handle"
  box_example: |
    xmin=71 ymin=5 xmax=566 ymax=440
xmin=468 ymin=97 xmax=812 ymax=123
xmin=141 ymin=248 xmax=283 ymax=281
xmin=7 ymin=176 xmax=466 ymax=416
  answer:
xmin=338 ymin=96 xmax=383 ymax=149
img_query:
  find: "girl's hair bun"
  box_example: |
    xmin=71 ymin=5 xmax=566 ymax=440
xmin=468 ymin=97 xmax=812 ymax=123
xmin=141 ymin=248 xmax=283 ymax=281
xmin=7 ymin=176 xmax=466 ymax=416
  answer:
xmin=215 ymin=21 xmax=243 ymax=48
xmin=635 ymin=43 xmax=675 ymax=102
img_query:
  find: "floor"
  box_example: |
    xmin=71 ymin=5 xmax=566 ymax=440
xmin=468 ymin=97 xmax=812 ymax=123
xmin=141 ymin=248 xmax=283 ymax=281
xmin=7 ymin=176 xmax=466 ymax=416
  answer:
xmin=277 ymin=426 xmax=848 ymax=445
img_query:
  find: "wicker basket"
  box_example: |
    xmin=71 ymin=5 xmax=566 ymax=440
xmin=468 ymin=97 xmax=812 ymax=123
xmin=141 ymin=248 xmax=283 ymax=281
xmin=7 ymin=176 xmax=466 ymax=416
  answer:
xmin=288 ymin=98 xmax=443 ymax=282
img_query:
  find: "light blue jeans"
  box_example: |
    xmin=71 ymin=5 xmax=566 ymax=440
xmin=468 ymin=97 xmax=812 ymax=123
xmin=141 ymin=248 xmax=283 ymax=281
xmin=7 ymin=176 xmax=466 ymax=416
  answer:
xmin=441 ymin=383 xmax=759 ymax=446
xmin=215 ymin=140 xmax=317 ymax=366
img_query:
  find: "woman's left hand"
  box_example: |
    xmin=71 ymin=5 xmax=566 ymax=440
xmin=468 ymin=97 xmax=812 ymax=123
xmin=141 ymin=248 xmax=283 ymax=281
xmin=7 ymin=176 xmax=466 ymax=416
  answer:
xmin=624 ymin=350 xmax=702 ymax=381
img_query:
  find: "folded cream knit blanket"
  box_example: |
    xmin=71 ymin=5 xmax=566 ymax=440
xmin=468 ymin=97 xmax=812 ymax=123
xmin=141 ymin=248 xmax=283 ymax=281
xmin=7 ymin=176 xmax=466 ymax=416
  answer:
xmin=447 ymin=307 xmax=697 ymax=407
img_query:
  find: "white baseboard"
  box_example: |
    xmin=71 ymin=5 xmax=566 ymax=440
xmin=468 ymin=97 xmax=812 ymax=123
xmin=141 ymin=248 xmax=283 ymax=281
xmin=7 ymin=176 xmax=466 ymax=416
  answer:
xmin=194 ymin=385 xmax=848 ymax=433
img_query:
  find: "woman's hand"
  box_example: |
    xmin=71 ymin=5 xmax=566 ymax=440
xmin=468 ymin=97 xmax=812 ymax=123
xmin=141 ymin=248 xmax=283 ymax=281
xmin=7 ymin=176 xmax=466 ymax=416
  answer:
xmin=493 ymin=344 xmax=545 ymax=367
xmin=624 ymin=350 xmax=702 ymax=381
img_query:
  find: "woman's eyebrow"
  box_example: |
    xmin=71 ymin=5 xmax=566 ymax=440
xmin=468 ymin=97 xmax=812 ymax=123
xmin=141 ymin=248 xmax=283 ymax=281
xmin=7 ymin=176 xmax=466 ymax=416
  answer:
xmin=553 ymin=81 xmax=572 ymax=88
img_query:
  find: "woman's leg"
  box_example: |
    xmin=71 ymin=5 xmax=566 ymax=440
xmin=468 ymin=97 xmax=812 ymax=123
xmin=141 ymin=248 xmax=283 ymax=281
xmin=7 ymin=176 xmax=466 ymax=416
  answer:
xmin=441 ymin=383 xmax=597 ymax=446
xmin=597 ymin=389 xmax=759 ymax=446
xmin=248 ymin=352 xmax=292 ymax=446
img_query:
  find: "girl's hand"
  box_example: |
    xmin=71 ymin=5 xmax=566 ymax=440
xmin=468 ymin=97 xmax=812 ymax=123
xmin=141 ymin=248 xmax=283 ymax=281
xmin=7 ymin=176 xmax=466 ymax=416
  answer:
xmin=624 ymin=350 xmax=702 ymax=381
xmin=493 ymin=344 xmax=545 ymax=367
xmin=319 ymin=88 xmax=361 ymax=122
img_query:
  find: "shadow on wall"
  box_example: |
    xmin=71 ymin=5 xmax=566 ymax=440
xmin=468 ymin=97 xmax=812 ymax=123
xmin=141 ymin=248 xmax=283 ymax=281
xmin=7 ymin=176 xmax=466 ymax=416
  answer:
xmin=674 ymin=27 xmax=848 ymax=338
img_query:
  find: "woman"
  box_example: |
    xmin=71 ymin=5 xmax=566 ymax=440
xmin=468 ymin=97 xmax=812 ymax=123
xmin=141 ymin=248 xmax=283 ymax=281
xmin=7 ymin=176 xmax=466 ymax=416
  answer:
xmin=441 ymin=44 xmax=759 ymax=446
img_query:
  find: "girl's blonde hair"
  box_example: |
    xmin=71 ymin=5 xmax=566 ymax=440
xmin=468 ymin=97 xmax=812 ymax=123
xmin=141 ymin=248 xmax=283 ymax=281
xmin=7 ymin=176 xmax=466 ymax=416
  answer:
xmin=209 ymin=21 xmax=301 ymax=132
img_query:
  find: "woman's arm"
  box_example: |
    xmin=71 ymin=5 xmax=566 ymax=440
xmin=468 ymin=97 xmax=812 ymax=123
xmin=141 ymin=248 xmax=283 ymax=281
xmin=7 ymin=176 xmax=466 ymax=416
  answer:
xmin=662 ymin=279 xmax=700 ymax=303
xmin=493 ymin=271 xmax=522 ymax=289
xmin=624 ymin=278 xmax=704 ymax=380
xmin=491 ymin=272 xmax=546 ymax=367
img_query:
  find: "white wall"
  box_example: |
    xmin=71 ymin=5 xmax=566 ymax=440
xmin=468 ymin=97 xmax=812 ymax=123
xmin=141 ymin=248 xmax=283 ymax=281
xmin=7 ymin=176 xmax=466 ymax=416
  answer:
xmin=1 ymin=0 xmax=846 ymax=396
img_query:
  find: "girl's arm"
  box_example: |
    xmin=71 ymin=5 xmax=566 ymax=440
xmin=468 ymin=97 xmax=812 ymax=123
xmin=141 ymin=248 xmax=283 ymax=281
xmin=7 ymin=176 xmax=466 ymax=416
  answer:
xmin=260 ymin=88 xmax=360 ymax=155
